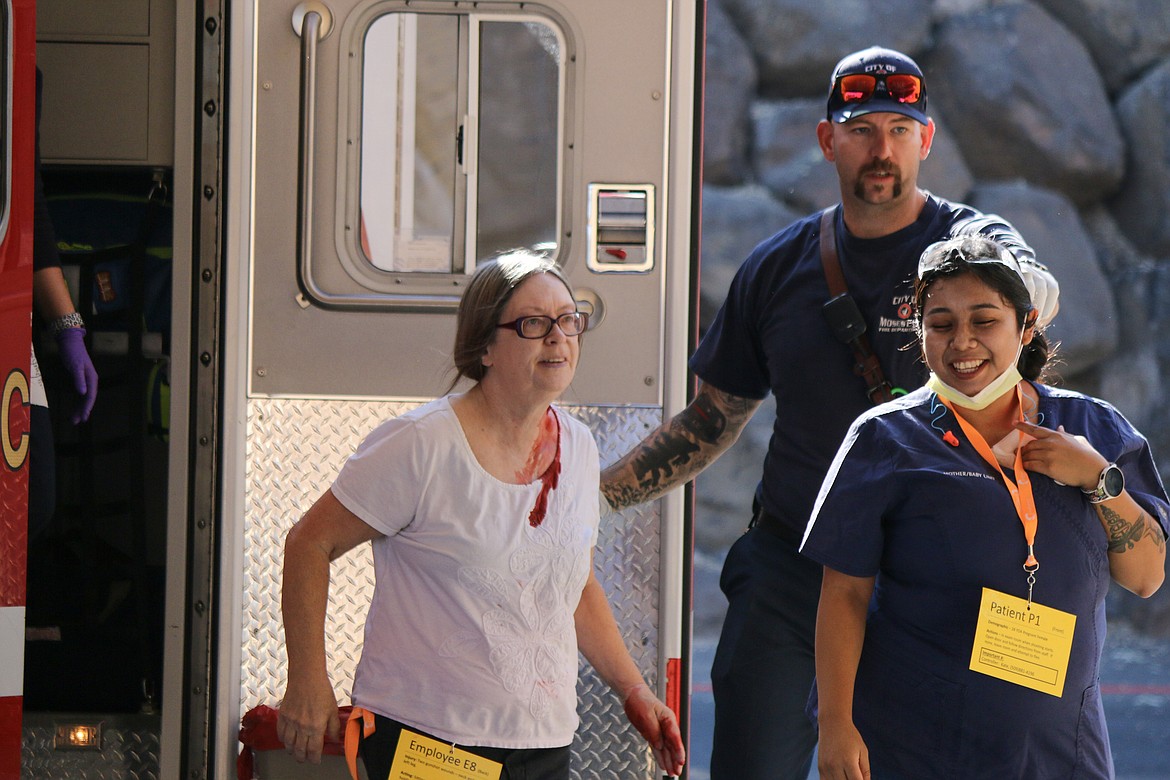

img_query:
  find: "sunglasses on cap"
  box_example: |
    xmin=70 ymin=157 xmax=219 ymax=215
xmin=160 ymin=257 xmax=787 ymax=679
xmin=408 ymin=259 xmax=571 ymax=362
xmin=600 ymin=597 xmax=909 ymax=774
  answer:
xmin=836 ymin=73 xmax=923 ymax=106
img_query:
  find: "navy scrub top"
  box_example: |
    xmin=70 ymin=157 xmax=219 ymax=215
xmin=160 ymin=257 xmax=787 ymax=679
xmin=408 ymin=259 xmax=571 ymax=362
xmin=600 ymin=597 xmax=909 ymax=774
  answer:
xmin=801 ymin=383 xmax=1170 ymax=779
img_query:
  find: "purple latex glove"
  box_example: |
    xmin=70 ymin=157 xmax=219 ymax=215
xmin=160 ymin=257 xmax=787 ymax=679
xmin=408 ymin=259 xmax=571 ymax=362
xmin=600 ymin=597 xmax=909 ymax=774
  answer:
xmin=55 ymin=327 xmax=98 ymax=423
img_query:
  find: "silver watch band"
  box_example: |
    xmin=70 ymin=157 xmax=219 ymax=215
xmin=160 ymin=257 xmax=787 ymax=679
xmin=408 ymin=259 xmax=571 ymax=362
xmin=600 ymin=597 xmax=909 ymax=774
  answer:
xmin=49 ymin=311 xmax=85 ymax=336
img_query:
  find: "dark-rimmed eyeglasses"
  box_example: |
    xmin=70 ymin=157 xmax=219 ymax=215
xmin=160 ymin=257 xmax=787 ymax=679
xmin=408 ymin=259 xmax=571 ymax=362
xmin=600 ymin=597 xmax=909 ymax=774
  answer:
xmin=497 ymin=311 xmax=589 ymax=339
xmin=837 ymin=73 xmax=923 ymax=105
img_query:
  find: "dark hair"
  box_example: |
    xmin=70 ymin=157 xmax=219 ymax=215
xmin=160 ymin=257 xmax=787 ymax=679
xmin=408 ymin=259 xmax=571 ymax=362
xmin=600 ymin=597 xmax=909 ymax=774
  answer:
xmin=447 ymin=249 xmax=576 ymax=392
xmin=914 ymin=236 xmax=1054 ymax=382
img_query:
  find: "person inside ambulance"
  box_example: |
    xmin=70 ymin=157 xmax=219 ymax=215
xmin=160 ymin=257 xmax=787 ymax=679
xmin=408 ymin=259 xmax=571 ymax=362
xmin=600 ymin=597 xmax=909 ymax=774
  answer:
xmin=277 ymin=250 xmax=686 ymax=778
xmin=29 ymin=65 xmax=99 ymax=541
xmin=802 ymin=235 xmax=1168 ymax=779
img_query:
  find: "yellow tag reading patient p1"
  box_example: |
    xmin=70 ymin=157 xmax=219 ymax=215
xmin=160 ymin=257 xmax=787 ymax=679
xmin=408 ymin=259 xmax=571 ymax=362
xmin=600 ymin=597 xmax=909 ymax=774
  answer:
xmin=969 ymin=587 xmax=1076 ymax=698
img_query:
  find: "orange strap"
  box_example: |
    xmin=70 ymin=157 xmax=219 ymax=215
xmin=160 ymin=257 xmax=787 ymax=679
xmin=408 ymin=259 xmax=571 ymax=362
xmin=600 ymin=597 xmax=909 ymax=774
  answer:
xmin=939 ymin=385 xmax=1039 ymax=570
xmin=344 ymin=706 xmax=376 ymax=780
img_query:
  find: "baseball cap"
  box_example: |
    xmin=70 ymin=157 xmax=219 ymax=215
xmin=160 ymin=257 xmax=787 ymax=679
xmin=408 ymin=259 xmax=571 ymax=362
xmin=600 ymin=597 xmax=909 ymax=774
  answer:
xmin=826 ymin=46 xmax=928 ymax=125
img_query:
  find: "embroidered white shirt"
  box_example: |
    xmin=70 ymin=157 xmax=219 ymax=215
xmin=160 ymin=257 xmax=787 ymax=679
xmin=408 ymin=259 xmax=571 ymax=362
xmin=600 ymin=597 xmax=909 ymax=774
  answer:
xmin=332 ymin=396 xmax=600 ymax=748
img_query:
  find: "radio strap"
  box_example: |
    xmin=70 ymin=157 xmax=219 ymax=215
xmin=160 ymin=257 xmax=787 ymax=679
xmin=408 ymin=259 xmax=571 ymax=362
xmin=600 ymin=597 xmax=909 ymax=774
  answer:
xmin=819 ymin=206 xmax=893 ymax=405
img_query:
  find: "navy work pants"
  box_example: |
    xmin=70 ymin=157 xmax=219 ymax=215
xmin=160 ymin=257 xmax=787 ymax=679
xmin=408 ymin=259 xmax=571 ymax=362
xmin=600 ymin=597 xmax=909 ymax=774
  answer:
xmin=710 ymin=519 xmax=822 ymax=780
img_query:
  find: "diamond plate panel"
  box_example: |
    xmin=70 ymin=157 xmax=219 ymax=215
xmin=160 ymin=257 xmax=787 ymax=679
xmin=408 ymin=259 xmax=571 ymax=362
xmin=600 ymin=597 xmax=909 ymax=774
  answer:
xmin=22 ymin=713 xmax=160 ymax=780
xmin=243 ymin=399 xmax=664 ymax=779
xmin=242 ymin=399 xmax=406 ymax=713
xmin=0 ymin=410 xmax=28 ymax=607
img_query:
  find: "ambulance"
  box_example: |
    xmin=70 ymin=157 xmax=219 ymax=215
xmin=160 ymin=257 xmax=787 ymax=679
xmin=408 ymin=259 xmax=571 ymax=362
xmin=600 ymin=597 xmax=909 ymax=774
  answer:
xmin=1 ymin=0 xmax=703 ymax=777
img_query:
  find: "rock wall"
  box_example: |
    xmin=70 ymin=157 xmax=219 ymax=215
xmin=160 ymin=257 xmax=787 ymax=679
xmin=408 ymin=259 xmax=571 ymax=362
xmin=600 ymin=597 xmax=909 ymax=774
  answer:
xmin=696 ymin=0 xmax=1170 ymax=633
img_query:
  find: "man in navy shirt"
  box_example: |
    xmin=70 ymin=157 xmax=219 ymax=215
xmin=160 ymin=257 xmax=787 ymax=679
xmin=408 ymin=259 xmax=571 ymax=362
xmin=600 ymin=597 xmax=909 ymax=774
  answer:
xmin=600 ymin=46 xmax=1059 ymax=779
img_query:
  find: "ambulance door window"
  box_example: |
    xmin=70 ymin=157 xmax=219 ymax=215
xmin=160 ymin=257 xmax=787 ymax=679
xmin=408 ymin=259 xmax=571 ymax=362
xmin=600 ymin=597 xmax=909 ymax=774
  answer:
xmin=475 ymin=20 xmax=560 ymax=262
xmin=358 ymin=12 xmax=460 ymax=274
xmin=352 ymin=10 xmax=563 ymax=285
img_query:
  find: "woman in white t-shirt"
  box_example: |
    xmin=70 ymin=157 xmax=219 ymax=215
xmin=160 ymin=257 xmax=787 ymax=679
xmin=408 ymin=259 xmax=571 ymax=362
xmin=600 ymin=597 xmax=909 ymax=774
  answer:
xmin=276 ymin=250 xmax=686 ymax=779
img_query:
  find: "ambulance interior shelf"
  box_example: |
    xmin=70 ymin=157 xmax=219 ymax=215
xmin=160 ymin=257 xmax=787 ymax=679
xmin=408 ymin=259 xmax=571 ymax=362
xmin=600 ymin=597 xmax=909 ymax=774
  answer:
xmin=45 ymin=184 xmax=173 ymax=359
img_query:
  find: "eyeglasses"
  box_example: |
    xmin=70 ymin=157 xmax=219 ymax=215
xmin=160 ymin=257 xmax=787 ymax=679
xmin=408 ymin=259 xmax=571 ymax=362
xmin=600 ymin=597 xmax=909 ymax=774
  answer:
xmin=836 ymin=73 xmax=923 ymax=105
xmin=497 ymin=311 xmax=589 ymax=339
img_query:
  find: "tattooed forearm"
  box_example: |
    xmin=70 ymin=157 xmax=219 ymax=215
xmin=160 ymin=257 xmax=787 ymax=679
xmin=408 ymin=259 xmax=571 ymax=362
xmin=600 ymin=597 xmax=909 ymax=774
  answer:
xmin=677 ymin=392 xmax=728 ymax=443
xmin=1104 ymin=506 xmax=1166 ymax=554
xmin=630 ymin=431 xmax=701 ymax=489
xmin=600 ymin=427 xmax=702 ymax=510
xmin=601 ymin=384 xmax=762 ymax=510
xmin=701 ymin=386 xmax=759 ymax=431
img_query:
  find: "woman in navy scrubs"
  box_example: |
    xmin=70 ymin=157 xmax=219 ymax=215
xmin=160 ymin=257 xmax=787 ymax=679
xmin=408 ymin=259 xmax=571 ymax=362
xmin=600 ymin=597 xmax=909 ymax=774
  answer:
xmin=802 ymin=235 xmax=1168 ymax=780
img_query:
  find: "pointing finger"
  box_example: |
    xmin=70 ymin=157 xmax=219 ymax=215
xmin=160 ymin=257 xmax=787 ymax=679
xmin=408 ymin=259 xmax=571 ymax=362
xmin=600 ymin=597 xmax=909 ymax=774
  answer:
xmin=1014 ymin=421 xmax=1048 ymax=436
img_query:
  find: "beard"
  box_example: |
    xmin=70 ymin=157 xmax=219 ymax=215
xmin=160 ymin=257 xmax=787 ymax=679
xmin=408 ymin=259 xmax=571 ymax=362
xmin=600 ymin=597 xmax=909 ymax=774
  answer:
xmin=852 ymin=160 xmax=903 ymax=202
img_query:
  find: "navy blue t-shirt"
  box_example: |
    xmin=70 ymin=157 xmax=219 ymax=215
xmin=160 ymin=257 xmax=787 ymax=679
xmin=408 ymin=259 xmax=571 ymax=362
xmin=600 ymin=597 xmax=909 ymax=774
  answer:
xmin=690 ymin=194 xmax=1013 ymax=534
xmin=801 ymin=384 xmax=1170 ymax=777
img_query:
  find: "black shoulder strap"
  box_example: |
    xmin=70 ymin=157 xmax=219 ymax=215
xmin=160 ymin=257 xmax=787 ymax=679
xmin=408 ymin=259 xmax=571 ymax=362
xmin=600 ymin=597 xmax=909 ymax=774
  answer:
xmin=819 ymin=207 xmax=893 ymax=405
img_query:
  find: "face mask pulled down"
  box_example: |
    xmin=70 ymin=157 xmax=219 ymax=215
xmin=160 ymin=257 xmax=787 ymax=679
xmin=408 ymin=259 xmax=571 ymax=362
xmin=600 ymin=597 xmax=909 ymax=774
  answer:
xmin=925 ymin=328 xmax=1026 ymax=412
xmin=926 ymin=331 xmax=1029 ymax=467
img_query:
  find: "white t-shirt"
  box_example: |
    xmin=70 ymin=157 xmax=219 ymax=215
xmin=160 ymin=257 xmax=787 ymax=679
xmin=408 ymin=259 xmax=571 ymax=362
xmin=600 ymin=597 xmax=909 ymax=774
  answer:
xmin=332 ymin=396 xmax=601 ymax=748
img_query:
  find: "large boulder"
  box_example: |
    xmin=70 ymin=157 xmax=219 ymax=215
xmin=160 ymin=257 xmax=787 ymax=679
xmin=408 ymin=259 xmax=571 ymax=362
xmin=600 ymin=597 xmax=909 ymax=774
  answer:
xmin=1109 ymin=58 xmax=1170 ymax=258
xmin=912 ymin=112 xmax=975 ymax=205
xmin=699 ymin=184 xmax=803 ymax=329
xmin=750 ymin=98 xmax=836 ymax=212
xmin=925 ymin=2 xmax=1125 ymax=205
xmin=720 ymin=0 xmax=933 ymax=98
xmin=1031 ymin=0 xmax=1170 ymax=93
xmin=703 ymin=0 xmax=758 ymax=184
xmin=1077 ymin=206 xmax=1169 ymax=431
xmin=966 ymin=181 xmax=1118 ymax=376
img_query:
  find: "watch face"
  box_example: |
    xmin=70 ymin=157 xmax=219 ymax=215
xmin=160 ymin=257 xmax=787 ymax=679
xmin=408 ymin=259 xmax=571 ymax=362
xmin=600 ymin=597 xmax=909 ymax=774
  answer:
xmin=1104 ymin=465 xmax=1125 ymax=497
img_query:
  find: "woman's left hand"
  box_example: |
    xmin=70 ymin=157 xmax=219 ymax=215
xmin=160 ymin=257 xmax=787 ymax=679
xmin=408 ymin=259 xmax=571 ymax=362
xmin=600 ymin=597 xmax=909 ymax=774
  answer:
xmin=1015 ymin=421 xmax=1108 ymax=490
xmin=622 ymin=682 xmax=686 ymax=776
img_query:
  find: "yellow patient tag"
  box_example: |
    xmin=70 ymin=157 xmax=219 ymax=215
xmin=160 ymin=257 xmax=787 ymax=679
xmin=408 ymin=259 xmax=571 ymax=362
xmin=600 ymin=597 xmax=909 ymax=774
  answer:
xmin=969 ymin=587 xmax=1077 ymax=698
xmin=386 ymin=729 xmax=503 ymax=780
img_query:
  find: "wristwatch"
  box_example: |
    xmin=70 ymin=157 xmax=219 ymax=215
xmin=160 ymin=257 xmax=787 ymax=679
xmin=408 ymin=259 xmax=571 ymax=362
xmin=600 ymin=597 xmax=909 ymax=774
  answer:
xmin=1083 ymin=463 xmax=1124 ymax=504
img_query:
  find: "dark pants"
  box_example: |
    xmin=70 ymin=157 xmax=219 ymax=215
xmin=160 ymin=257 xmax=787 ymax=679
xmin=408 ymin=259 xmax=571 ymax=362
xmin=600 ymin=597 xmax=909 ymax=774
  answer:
xmin=710 ymin=519 xmax=823 ymax=780
xmin=358 ymin=713 xmax=571 ymax=780
xmin=28 ymin=404 xmax=56 ymax=543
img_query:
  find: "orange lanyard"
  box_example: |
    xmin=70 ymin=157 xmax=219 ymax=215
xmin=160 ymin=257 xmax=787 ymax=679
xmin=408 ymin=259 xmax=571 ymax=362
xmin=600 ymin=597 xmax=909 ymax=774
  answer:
xmin=344 ymin=706 xmax=376 ymax=780
xmin=939 ymin=386 xmax=1041 ymax=602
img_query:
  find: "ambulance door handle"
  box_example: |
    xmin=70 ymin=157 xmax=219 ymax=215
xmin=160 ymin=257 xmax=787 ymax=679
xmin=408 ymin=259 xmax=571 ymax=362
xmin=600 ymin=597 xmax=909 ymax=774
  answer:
xmin=586 ymin=184 xmax=655 ymax=273
xmin=291 ymin=3 xmax=338 ymax=309
xmin=291 ymin=6 xmax=376 ymax=313
xmin=291 ymin=4 xmax=400 ymax=310
xmin=290 ymin=4 xmax=442 ymax=310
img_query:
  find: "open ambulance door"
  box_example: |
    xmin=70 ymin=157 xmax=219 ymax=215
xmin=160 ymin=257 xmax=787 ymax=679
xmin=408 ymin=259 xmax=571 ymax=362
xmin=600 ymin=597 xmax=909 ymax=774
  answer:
xmin=200 ymin=0 xmax=703 ymax=777
xmin=0 ymin=2 xmax=33 ymax=777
